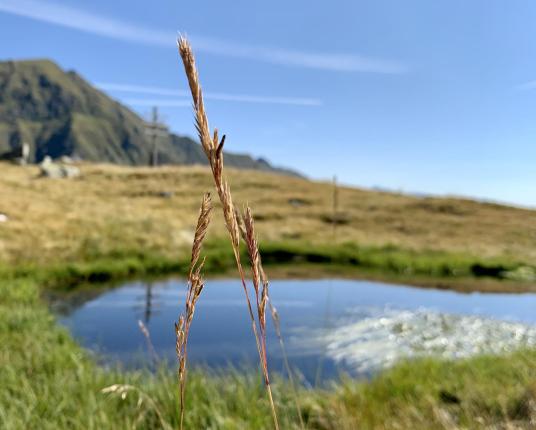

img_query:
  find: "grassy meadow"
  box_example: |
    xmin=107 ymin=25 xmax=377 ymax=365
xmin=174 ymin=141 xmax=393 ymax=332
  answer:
xmin=1 ymin=162 xmax=536 ymax=290
xmin=2 ymin=160 xmax=536 ymax=429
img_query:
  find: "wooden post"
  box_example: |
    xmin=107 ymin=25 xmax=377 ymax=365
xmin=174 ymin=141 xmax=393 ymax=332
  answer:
xmin=332 ymin=175 xmax=338 ymax=238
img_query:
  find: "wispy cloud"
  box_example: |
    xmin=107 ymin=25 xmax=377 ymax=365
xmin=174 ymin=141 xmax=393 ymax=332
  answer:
xmin=98 ymin=84 xmax=190 ymax=97
xmin=122 ymin=99 xmax=192 ymax=108
xmin=0 ymin=0 xmax=170 ymax=45
xmin=0 ymin=0 xmax=408 ymax=74
xmin=189 ymin=38 xmax=408 ymax=74
xmin=98 ymin=83 xmax=323 ymax=106
xmin=516 ymin=80 xmax=536 ymax=91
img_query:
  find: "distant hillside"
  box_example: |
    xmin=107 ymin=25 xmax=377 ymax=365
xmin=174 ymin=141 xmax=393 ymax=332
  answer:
xmin=0 ymin=59 xmax=299 ymax=175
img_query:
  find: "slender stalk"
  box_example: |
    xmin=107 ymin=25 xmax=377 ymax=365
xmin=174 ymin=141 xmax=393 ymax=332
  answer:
xmin=175 ymin=193 xmax=212 ymax=430
xmin=241 ymin=207 xmax=306 ymax=429
xmin=237 ymin=210 xmax=305 ymax=429
xmin=177 ymin=36 xmax=279 ymax=430
xmin=137 ymin=319 xmax=159 ymax=364
xmin=242 ymin=208 xmax=276 ymax=424
xmin=267 ymin=299 xmax=306 ymax=429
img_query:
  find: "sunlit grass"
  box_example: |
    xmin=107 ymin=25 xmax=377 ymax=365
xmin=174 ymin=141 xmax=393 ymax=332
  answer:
xmin=1 ymin=237 xmax=531 ymax=295
xmin=1 ymin=161 xmax=535 ymax=272
xmin=2 ymin=274 xmax=536 ymax=429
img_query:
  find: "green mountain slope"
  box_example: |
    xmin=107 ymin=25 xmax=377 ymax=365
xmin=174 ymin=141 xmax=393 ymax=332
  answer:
xmin=0 ymin=59 xmax=299 ymax=175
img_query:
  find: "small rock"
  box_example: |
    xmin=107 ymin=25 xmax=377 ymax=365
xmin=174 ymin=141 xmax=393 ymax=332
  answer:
xmin=59 ymin=155 xmax=74 ymax=164
xmin=321 ymin=212 xmax=352 ymax=225
xmin=156 ymin=191 xmax=174 ymax=199
xmin=39 ymin=157 xmax=80 ymax=179
xmin=61 ymin=165 xmax=81 ymax=178
xmin=439 ymin=389 xmax=460 ymax=404
xmin=504 ymin=266 xmax=536 ymax=282
xmin=0 ymin=213 xmax=8 ymax=223
xmin=288 ymin=198 xmax=311 ymax=207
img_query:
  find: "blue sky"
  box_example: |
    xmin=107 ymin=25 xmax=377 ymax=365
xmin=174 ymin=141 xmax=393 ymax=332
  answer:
xmin=1 ymin=0 xmax=535 ymax=207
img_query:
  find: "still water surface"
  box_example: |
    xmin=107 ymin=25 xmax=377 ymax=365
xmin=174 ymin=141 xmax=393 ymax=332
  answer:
xmin=56 ymin=278 xmax=536 ymax=382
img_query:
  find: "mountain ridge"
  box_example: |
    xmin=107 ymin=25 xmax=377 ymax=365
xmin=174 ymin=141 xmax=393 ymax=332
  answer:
xmin=0 ymin=59 xmax=300 ymax=176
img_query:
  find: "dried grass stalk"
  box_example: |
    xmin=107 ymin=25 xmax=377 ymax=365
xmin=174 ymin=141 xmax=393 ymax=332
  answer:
xmin=243 ymin=208 xmax=268 ymax=373
xmin=175 ymin=192 xmax=212 ymax=430
xmin=189 ymin=192 xmax=212 ymax=276
xmin=178 ymin=36 xmax=279 ymax=430
xmin=137 ymin=319 xmax=159 ymax=364
xmin=239 ymin=207 xmax=305 ymax=429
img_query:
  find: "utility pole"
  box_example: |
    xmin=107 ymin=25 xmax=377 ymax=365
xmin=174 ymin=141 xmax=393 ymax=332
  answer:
xmin=144 ymin=107 xmax=168 ymax=167
xmin=332 ymin=175 xmax=339 ymax=238
xmin=150 ymin=107 xmax=158 ymax=167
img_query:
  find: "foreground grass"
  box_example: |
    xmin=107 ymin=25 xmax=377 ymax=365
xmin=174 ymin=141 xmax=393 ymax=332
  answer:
xmin=2 ymin=274 xmax=536 ymax=429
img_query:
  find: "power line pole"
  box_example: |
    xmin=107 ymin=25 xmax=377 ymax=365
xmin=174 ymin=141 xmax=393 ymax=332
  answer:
xmin=150 ymin=107 xmax=158 ymax=167
xmin=144 ymin=106 xmax=168 ymax=167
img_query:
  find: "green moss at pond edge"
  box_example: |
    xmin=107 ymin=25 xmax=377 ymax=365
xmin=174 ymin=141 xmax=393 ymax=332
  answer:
xmin=2 ymin=267 xmax=536 ymax=428
xmin=2 ymin=239 xmax=534 ymax=293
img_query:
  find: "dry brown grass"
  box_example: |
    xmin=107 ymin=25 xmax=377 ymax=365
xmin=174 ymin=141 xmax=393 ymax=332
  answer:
xmin=0 ymin=162 xmax=535 ymax=267
xmin=176 ymin=36 xmax=279 ymax=428
xmin=175 ymin=192 xmax=212 ymax=430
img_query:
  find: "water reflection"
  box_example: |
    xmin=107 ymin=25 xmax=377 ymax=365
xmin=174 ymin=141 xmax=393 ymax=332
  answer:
xmin=299 ymin=308 xmax=536 ymax=373
xmin=135 ymin=282 xmax=160 ymax=324
xmin=55 ymin=278 xmax=536 ymax=382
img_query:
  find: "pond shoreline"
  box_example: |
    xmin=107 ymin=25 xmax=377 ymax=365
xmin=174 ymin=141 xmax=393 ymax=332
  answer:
xmin=21 ymin=247 xmax=536 ymax=295
xmin=3 ymin=264 xmax=536 ymax=428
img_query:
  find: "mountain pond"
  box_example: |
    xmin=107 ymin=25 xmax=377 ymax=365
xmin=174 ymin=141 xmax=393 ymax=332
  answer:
xmin=51 ymin=278 xmax=536 ymax=383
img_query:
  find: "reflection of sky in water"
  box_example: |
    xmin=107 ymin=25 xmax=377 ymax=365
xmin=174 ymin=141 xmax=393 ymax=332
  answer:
xmin=296 ymin=308 xmax=536 ymax=374
xmin=58 ymin=279 xmax=536 ymax=382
